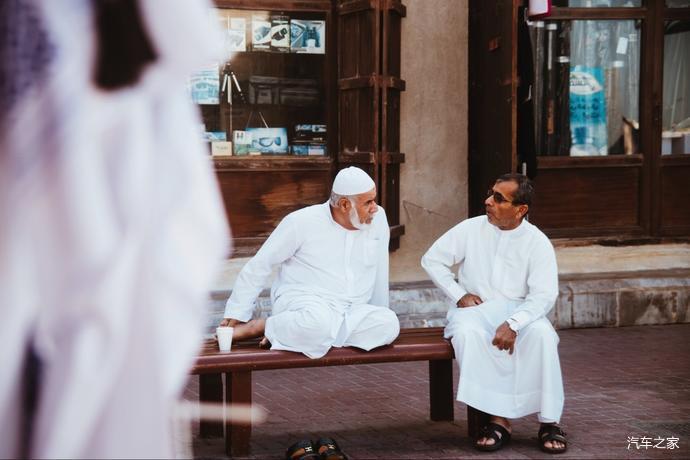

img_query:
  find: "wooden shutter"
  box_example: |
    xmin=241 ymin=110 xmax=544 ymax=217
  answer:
xmin=337 ymin=0 xmax=406 ymax=250
xmin=468 ymin=0 xmax=518 ymax=216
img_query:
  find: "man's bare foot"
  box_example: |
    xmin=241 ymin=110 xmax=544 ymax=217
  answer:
xmin=476 ymin=416 xmax=511 ymax=448
xmin=231 ymin=319 xmax=266 ymax=342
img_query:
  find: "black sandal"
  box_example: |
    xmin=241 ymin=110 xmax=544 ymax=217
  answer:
xmin=538 ymin=424 xmax=568 ymax=454
xmin=475 ymin=422 xmax=511 ymax=452
xmin=285 ymin=439 xmax=320 ymax=460
xmin=314 ymin=437 xmax=348 ymax=460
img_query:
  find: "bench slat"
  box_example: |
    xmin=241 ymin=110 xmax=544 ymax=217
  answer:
xmin=192 ymin=327 xmax=453 ymax=374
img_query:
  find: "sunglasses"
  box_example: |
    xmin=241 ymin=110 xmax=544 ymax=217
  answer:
xmin=487 ymin=189 xmax=514 ymax=205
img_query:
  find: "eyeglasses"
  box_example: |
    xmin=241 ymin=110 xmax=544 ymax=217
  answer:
xmin=487 ymin=189 xmax=513 ymax=205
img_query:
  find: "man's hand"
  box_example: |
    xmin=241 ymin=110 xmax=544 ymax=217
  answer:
xmin=457 ymin=293 xmax=483 ymax=308
xmin=219 ymin=318 xmax=242 ymax=327
xmin=492 ymin=322 xmax=517 ymax=354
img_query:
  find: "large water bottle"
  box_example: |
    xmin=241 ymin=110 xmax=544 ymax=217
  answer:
xmin=569 ymin=66 xmax=608 ymax=156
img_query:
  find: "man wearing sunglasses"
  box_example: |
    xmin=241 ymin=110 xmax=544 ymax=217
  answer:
xmin=421 ymin=173 xmax=567 ymax=454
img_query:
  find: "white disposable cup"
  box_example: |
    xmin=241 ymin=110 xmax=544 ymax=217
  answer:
xmin=216 ymin=326 xmax=234 ymax=352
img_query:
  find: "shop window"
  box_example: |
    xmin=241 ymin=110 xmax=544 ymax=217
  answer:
xmin=528 ymin=19 xmax=641 ymax=156
xmin=181 ymin=1 xmax=405 ymax=253
xmin=662 ymin=20 xmax=690 ymax=155
xmin=190 ymin=8 xmax=329 ymax=159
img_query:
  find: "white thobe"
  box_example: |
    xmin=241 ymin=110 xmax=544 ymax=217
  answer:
xmin=225 ymin=202 xmax=400 ymax=358
xmin=421 ymin=216 xmax=564 ymax=422
xmin=0 ymin=1 xmax=229 ymax=458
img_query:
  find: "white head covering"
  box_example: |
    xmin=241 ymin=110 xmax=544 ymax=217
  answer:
xmin=332 ymin=167 xmax=375 ymax=196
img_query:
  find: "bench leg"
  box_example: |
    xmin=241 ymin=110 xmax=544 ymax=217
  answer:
xmin=467 ymin=405 xmax=491 ymax=439
xmin=429 ymin=359 xmax=454 ymax=421
xmin=225 ymin=371 xmax=252 ymax=457
xmin=199 ymin=374 xmax=223 ymax=438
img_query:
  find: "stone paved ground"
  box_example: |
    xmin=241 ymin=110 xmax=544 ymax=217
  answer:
xmin=184 ymin=324 xmax=690 ymax=459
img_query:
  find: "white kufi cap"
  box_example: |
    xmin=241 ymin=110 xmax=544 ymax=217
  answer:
xmin=332 ymin=167 xmax=375 ymax=195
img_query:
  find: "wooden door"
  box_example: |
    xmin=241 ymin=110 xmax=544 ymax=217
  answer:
xmin=337 ymin=0 xmax=406 ymax=249
xmin=468 ymin=0 xmax=518 ymax=217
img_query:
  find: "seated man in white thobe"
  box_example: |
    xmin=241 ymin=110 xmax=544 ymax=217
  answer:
xmin=219 ymin=166 xmax=400 ymax=359
xmin=421 ymin=173 xmax=567 ymax=454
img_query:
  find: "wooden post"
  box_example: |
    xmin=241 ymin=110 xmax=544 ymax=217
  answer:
xmin=198 ymin=374 xmax=223 ymax=438
xmin=225 ymin=371 xmax=252 ymax=457
xmin=467 ymin=405 xmax=491 ymax=439
xmin=429 ymin=359 xmax=454 ymax=421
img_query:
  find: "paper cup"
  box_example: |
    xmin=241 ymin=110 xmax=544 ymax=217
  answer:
xmin=216 ymin=326 xmax=234 ymax=352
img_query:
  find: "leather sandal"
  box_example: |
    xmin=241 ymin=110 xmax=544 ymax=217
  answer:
xmin=314 ymin=437 xmax=348 ymax=460
xmin=538 ymin=424 xmax=568 ymax=454
xmin=285 ymin=439 xmax=320 ymax=460
xmin=475 ymin=422 xmax=511 ymax=452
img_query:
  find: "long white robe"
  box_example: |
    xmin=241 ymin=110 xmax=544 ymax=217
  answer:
xmin=422 ymin=216 xmax=564 ymax=422
xmin=0 ymin=1 xmax=229 ymax=457
xmin=225 ymin=202 xmax=400 ymax=358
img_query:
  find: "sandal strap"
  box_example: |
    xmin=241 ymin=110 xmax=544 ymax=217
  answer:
xmin=285 ymin=439 xmax=320 ymax=460
xmin=539 ymin=424 xmax=568 ymax=444
xmin=314 ymin=438 xmax=347 ymax=459
xmin=478 ymin=422 xmax=511 ymax=443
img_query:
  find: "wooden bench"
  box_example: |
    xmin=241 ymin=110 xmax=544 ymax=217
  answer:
xmin=191 ymin=327 xmax=488 ymax=456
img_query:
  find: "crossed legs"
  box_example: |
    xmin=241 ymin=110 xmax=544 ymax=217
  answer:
xmin=230 ymin=300 xmax=399 ymax=359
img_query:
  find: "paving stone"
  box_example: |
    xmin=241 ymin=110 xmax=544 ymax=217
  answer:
xmin=184 ymin=324 xmax=690 ymax=459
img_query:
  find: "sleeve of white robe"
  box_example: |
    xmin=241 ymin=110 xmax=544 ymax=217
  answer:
xmin=421 ymin=222 xmax=469 ymax=305
xmin=224 ymin=215 xmax=299 ymax=321
xmin=368 ymin=206 xmax=390 ymax=307
xmin=507 ymin=234 xmax=559 ymax=331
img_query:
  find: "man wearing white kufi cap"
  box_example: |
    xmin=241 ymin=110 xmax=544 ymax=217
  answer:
xmin=220 ymin=167 xmax=400 ymax=358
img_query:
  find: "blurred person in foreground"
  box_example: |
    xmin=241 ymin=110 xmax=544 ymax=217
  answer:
xmin=421 ymin=173 xmax=567 ymax=454
xmin=0 ymin=0 xmax=229 ymax=457
xmin=220 ymin=166 xmax=400 ymax=359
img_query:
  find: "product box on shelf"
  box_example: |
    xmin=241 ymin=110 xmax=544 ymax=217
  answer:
xmin=233 ymin=130 xmax=253 ymax=155
xmin=271 ymin=15 xmax=290 ymax=52
xmin=225 ymin=17 xmax=246 ymax=53
xmin=246 ymin=127 xmax=288 ymax=154
xmin=290 ymin=19 xmax=325 ymax=54
xmin=252 ymin=15 xmax=272 ymax=51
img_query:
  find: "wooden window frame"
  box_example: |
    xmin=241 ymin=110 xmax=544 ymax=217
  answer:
xmin=468 ymin=0 xmax=690 ymax=240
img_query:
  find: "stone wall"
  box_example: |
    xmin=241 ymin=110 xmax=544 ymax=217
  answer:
xmin=552 ymin=270 xmax=690 ymax=328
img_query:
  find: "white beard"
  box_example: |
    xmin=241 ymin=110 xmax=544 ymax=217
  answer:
xmin=349 ymin=202 xmax=372 ymax=230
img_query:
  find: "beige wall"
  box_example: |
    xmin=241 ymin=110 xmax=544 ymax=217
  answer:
xmin=390 ymin=0 xmax=468 ymax=282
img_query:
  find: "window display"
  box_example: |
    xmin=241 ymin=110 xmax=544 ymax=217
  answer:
xmin=528 ymin=19 xmax=641 ymax=156
xmin=190 ymin=8 xmax=328 ymax=158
